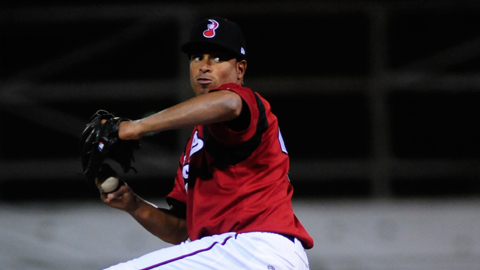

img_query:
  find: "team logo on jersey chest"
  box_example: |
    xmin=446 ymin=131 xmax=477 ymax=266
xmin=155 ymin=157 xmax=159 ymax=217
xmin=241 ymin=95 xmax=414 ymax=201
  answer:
xmin=190 ymin=130 xmax=204 ymax=157
xmin=182 ymin=130 xmax=204 ymax=181
xmin=182 ymin=164 xmax=190 ymax=181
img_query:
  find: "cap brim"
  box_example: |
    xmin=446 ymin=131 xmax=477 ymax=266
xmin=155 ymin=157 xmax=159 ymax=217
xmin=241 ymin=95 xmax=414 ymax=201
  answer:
xmin=181 ymin=41 xmax=245 ymax=59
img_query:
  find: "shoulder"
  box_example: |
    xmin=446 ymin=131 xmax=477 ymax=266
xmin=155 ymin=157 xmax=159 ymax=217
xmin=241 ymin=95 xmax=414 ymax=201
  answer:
xmin=216 ymin=83 xmax=260 ymax=109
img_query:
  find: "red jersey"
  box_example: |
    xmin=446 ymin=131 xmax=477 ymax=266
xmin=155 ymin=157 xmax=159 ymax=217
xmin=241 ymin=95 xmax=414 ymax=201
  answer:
xmin=167 ymin=83 xmax=314 ymax=249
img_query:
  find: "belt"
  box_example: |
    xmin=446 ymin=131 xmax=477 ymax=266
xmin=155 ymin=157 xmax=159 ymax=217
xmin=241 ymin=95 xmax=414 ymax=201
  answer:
xmin=279 ymin=233 xmax=295 ymax=243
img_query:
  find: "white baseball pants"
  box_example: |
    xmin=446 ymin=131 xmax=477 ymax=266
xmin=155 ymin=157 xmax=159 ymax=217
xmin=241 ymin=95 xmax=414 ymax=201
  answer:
xmin=103 ymin=232 xmax=310 ymax=270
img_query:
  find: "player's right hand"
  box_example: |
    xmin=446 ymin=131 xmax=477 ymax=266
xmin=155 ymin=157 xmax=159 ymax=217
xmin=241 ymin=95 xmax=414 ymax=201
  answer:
xmin=101 ymin=184 xmax=139 ymax=214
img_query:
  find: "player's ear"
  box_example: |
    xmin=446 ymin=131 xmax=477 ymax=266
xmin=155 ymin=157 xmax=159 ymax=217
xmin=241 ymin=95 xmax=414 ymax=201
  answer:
xmin=236 ymin=60 xmax=247 ymax=81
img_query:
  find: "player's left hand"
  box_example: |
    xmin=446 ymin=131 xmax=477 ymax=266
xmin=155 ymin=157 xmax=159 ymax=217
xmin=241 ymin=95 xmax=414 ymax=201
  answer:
xmin=79 ymin=110 xmax=141 ymax=183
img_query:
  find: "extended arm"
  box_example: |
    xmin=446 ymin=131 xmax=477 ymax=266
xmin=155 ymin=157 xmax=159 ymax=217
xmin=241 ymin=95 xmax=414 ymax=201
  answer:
xmin=119 ymin=90 xmax=242 ymax=140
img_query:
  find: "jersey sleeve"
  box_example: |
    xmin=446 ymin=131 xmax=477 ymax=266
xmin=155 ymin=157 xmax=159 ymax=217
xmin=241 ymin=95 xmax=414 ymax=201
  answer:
xmin=208 ymin=83 xmax=260 ymax=145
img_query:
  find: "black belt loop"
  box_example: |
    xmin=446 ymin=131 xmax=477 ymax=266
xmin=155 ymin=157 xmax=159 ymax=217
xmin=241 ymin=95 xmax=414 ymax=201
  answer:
xmin=280 ymin=233 xmax=295 ymax=243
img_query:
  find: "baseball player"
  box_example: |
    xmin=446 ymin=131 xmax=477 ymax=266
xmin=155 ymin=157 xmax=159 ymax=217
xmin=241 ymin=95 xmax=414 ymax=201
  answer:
xmin=99 ymin=17 xmax=313 ymax=269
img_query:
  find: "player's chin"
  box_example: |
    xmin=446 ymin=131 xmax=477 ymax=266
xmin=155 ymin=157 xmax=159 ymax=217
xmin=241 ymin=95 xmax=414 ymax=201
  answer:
xmin=194 ymin=84 xmax=214 ymax=95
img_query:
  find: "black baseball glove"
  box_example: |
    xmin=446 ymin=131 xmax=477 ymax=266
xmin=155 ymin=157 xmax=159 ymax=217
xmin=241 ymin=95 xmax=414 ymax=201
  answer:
xmin=79 ymin=110 xmax=140 ymax=182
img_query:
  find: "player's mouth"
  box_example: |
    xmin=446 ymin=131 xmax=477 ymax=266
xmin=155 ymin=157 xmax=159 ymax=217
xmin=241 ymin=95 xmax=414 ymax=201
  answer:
xmin=197 ymin=77 xmax=212 ymax=85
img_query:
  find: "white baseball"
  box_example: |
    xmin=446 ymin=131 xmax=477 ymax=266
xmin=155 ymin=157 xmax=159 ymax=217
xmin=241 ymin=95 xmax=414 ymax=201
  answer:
xmin=100 ymin=176 xmax=120 ymax=193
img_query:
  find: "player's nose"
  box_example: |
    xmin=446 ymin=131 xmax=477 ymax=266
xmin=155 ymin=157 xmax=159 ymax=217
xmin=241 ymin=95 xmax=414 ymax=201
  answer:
xmin=199 ymin=58 xmax=211 ymax=72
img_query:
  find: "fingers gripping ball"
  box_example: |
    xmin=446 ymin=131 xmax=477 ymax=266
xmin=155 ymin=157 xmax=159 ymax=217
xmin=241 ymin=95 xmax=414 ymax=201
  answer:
xmin=79 ymin=109 xmax=140 ymax=183
xmin=100 ymin=177 xmax=119 ymax=193
xmin=95 ymin=163 xmax=124 ymax=193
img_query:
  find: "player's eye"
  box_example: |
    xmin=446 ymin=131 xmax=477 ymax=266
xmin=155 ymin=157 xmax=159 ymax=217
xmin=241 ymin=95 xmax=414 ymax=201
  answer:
xmin=191 ymin=55 xmax=203 ymax=61
xmin=211 ymin=52 xmax=229 ymax=63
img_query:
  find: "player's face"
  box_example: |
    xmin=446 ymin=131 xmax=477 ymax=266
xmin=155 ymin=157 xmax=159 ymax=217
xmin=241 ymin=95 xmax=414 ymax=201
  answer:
xmin=189 ymin=52 xmax=246 ymax=96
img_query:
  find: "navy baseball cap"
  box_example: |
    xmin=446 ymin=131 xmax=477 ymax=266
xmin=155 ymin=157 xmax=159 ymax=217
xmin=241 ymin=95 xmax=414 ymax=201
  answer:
xmin=181 ymin=17 xmax=247 ymax=60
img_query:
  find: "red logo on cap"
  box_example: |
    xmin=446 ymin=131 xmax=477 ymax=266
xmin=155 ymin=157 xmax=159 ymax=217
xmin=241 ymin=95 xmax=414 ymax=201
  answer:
xmin=203 ymin=19 xmax=219 ymax=38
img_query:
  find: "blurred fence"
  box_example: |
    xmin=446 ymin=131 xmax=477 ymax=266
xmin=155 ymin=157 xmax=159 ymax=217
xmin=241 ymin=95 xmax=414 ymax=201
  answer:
xmin=1 ymin=199 xmax=479 ymax=270
xmin=1 ymin=1 xmax=479 ymax=200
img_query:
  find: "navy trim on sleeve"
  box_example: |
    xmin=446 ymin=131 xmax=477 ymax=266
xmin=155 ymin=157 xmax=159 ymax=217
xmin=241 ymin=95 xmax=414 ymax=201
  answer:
xmin=203 ymin=91 xmax=268 ymax=165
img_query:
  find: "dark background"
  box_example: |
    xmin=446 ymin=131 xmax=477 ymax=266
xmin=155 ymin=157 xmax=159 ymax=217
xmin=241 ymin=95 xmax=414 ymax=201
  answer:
xmin=1 ymin=0 xmax=479 ymax=201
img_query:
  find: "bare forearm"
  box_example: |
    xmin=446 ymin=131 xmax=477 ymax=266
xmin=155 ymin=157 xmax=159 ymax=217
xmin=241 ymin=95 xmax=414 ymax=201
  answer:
xmin=128 ymin=198 xmax=188 ymax=244
xmin=120 ymin=90 xmax=242 ymax=140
